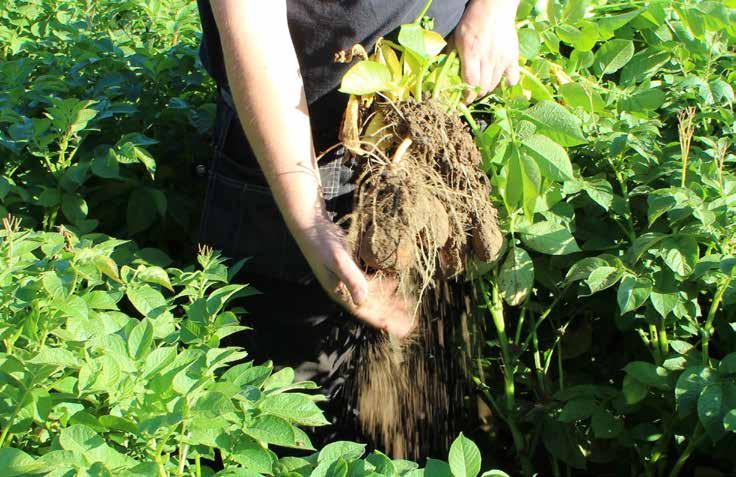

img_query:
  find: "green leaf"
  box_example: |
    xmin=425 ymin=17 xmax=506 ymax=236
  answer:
xmin=725 ymin=410 xmax=736 ymax=433
xmin=126 ymin=285 xmax=167 ymax=318
xmin=318 ymin=441 xmax=366 ymax=464
xmin=95 ymin=255 xmax=120 ymax=282
xmin=557 ymin=24 xmax=598 ymax=52
xmin=137 ymin=266 xmax=173 ymax=291
xmin=259 ymin=393 xmax=329 ymax=427
xmin=523 ymin=100 xmax=586 ymax=147
xmin=623 ymin=362 xmax=670 ymax=390
xmin=559 ymin=83 xmax=605 ymax=114
xmin=620 ymin=48 xmax=670 ymax=85
xmin=698 ymin=384 xmax=726 ymax=442
xmin=59 ymin=425 xmax=135 ymax=469
xmin=710 ymin=79 xmax=735 ymax=104
xmin=143 ymin=347 xmax=178 ymax=378
xmin=522 ymin=134 xmax=574 ymax=182
xmin=647 ymin=192 xmax=678 ymax=225
xmin=617 ymin=275 xmax=652 ymax=314
xmin=520 ymin=69 xmax=554 ymax=101
xmin=84 ymin=291 xmax=119 ymax=310
xmin=621 ymin=88 xmax=666 ymax=112
xmin=498 ymin=247 xmax=534 ymax=306
xmin=398 ymin=24 xmax=427 ymax=58
xmin=518 ymin=29 xmax=541 ymax=59
xmin=675 ymin=366 xmax=715 ymax=417
xmin=0 ymin=448 xmax=44 ymax=476
xmin=448 ymin=433 xmax=481 ymax=477
xmin=339 ymin=61 xmax=393 ymax=96
xmin=127 ymin=188 xmax=164 ymax=235
xmin=661 ymin=236 xmax=699 ymax=277
xmin=425 ymin=459 xmax=453 ymax=477
xmin=520 ymin=221 xmax=580 ymax=256
xmin=719 ymin=353 xmax=736 ymax=375
xmin=506 ymin=146 xmax=541 ymax=220
xmin=585 ymin=266 xmax=623 ymax=295
xmin=231 ymin=437 xmax=275 ymax=474
xmin=650 ymin=291 xmax=679 ymax=318
xmin=558 ymin=398 xmax=598 ymax=422
xmin=91 ymin=149 xmax=121 ymax=179
xmin=565 ymin=257 xmax=609 ymax=284
xmin=325 ymin=458 xmax=349 ymax=477
xmin=263 ymin=367 xmax=296 ymax=391
xmin=246 ymin=415 xmax=297 ymax=448
xmin=128 ymin=319 xmax=154 ymax=360
xmin=581 ymin=177 xmax=614 ymax=210
xmin=623 ymin=375 xmax=649 ymax=405
xmin=591 ymin=408 xmax=624 ymax=439
xmin=593 ymin=39 xmax=635 ymax=75
xmin=365 ymin=451 xmax=396 ymax=476
xmin=61 ymin=193 xmax=88 ymax=224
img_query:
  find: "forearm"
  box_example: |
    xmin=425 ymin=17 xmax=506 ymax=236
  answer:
xmin=211 ymin=1 xmax=326 ymax=239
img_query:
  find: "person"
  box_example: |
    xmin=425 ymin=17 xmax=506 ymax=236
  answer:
xmin=195 ymin=0 xmax=520 ymax=449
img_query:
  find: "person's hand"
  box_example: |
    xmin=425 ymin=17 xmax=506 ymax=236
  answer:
xmin=453 ymin=0 xmax=521 ymax=103
xmin=296 ymin=216 xmax=416 ymax=338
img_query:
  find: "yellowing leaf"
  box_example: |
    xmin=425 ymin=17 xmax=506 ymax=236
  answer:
xmin=423 ymin=30 xmax=447 ymax=56
xmin=339 ymin=61 xmax=393 ymax=96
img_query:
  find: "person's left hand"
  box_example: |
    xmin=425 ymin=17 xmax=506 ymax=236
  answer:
xmin=452 ymin=0 xmax=521 ymax=103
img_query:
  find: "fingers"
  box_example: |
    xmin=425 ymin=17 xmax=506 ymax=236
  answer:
xmin=330 ymin=250 xmax=368 ymax=306
xmin=348 ymin=275 xmax=417 ymax=338
xmin=461 ymin=50 xmax=481 ymax=104
xmin=504 ymin=60 xmax=521 ymax=87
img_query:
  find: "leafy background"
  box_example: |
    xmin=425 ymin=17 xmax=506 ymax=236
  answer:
xmin=1 ymin=0 xmax=736 ymax=476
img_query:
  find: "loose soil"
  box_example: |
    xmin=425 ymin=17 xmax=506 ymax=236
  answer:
xmin=338 ymin=98 xmax=503 ymax=458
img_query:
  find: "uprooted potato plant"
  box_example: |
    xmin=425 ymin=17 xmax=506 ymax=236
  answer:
xmin=333 ymin=13 xmax=504 ymax=457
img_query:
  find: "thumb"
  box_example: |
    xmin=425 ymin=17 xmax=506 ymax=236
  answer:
xmin=332 ymin=251 xmax=368 ymax=306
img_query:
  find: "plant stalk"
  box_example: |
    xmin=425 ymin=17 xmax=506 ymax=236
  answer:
xmin=702 ymin=278 xmax=730 ymax=362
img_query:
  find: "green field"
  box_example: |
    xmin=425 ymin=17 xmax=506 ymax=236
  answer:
xmin=1 ymin=0 xmax=735 ymax=476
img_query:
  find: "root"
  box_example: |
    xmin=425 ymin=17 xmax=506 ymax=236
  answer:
xmin=339 ymin=98 xmax=503 ymax=459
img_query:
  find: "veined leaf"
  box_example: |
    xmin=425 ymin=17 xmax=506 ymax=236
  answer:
xmin=520 ymin=221 xmax=581 ymax=255
xmin=617 ymin=275 xmax=652 ymax=314
xmin=339 ymin=61 xmax=393 ymax=96
xmin=523 ymin=100 xmax=586 ymax=147
xmin=448 ymin=433 xmax=481 ymax=477
xmin=498 ymin=247 xmax=534 ymax=306
xmin=522 ymin=134 xmax=574 ymax=182
xmin=593 ymin=39 xmax=635 ymax=76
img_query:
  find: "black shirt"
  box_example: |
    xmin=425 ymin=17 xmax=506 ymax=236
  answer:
xmin=196 ymin=1 xmax=469 ymax=105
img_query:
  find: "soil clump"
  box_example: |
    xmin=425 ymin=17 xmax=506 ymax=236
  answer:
xmin=337 ymin=98 xmax=503 ymax=458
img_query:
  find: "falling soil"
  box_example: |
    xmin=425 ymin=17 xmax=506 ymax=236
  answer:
xmin=338 ymin=98 xmax=503 ymax=458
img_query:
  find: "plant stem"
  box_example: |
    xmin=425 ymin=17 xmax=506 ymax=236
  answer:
xmin=668 ymin=424 xmax=704 ymax=477
xmin=557 ymin=341 xmax=565 ymax=391
xmin=514 ymin=306 xmax=527 ymax=345
xmin=483 ymin=280 xmax=515 ymax=412
xmin=522 ymin=285 xmax=571 ymax=351
xmin=413 ymin=0 xmax=433 ymax=24
xmin=658 ymin=318 xmax=669 ymax=357
xmin=530 ymin=314 xmax=546 ymax=394
xmin=702 ymin=278 xmax=730 ymax=362
xmin=649 ymin=324 xmax=662 ymax=364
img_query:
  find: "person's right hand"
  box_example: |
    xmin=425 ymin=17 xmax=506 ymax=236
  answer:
xmin=296 ymin=216 xmax=416 ymax=338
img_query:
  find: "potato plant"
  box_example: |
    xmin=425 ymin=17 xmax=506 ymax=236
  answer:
xmin=0 ymin=219 xmax=507 ymax=477
xmin=2 ymin=0 xmax=736 ymax=475
xmin=0 ymin=0 xmax=212 ymax=247
xmin=471 ymin=1 xmax=736 ymax=475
